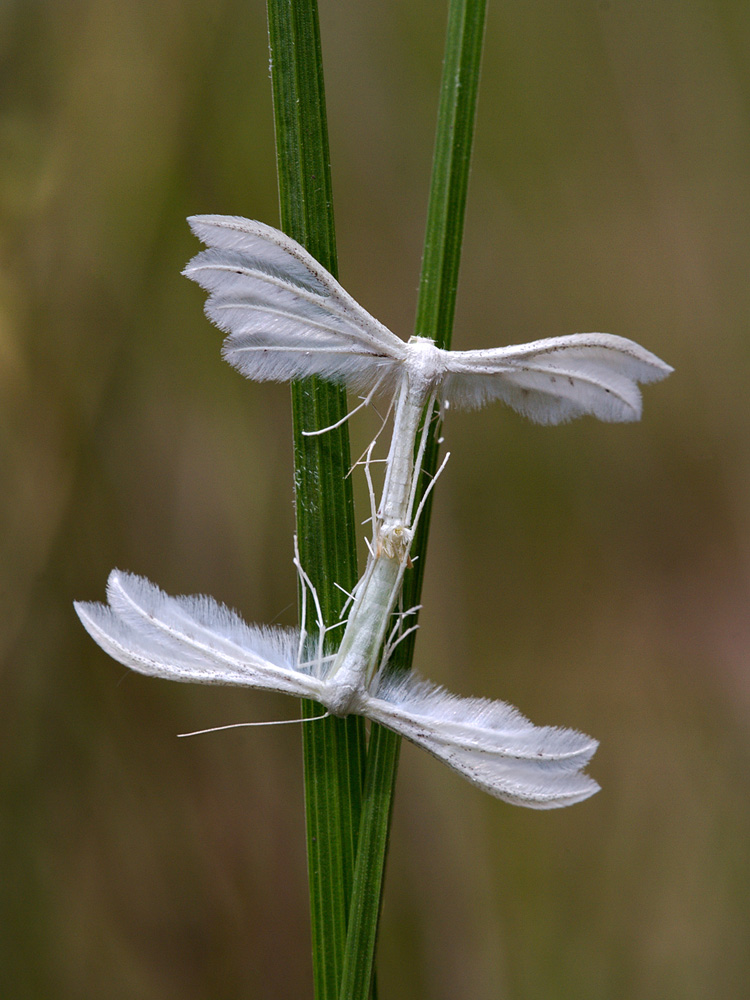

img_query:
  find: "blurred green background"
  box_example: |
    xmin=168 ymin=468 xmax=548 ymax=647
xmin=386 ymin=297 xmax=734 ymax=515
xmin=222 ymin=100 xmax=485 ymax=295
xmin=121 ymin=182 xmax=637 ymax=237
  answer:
xmin=2 ymin=1 xmax=748 ymax=997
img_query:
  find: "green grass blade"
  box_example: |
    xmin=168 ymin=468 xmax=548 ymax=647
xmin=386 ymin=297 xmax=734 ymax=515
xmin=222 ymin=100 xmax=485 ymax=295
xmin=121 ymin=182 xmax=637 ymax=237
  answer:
xmin=415 ymin=0 xmax=488 ymax=350
xmin=266 ymin=2 xmax=367 ymax=997
xmin=338 ymin=2 xmax=488 ymax=998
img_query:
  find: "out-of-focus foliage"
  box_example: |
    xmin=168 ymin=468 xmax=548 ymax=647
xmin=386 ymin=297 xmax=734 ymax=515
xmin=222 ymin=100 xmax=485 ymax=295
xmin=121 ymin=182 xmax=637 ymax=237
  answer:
xmin=1 ymin=2 xmax=748 ymax=998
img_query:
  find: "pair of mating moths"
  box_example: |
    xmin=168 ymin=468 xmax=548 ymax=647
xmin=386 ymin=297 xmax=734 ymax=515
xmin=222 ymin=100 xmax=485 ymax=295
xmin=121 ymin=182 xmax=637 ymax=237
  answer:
xmin=76 ymin=216 xmax=672 ymax=809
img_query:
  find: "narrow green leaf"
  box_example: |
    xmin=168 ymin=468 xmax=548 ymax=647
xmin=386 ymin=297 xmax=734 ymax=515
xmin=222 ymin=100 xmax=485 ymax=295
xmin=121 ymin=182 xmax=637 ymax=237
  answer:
xmin=266 ymin=2 xmax=367 ymax=997
xmin=338 ymin=2 xmax=488 ymax=998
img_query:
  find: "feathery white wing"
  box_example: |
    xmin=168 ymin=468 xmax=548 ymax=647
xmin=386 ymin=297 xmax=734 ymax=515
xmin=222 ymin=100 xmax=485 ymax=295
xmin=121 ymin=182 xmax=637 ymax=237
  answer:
xmin=441 ymin=333 xmax=673 ymax=422
xmin=362 ymin=673 xmax=599 ymax=809
xmin=76 ymin=572 xmax=598 ymax=808
xmin=183 ymin=215 xmax=406 ymax=392
xmin=74 ymin=571 xmax=326 ymax=701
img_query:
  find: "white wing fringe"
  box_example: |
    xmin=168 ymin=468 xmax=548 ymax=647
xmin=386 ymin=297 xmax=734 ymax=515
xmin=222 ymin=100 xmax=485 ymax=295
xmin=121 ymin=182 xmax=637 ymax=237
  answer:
xmin=443 ymin=333 xmax=673 ymax=423
xmin=183 ymin=215 xmax=405 ymax=393
xmin=77 ymin=571 xmax=599 ymax=809
xmin=74 ymin=571 xmax=326 ymax=700
xmin=367 ymin=673 xmax=599 ymax=809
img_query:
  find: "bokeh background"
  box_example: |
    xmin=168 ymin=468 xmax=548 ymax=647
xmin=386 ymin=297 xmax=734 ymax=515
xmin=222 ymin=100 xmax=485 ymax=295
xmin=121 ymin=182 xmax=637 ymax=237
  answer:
xmin=2 ymin=2 xmax=748 ymax=997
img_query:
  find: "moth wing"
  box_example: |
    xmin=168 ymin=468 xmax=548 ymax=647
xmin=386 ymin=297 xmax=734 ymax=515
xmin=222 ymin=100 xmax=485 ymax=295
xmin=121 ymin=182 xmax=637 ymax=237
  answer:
xmin=183 ymin=216 xmax=407 ymax=393
xmin=75 ymin=570 xmax=326 ymax=701
xmin=442 ymin=333 xmax=673 ymax=423
xmin=361 ymin=673 xmax=599 ymax=809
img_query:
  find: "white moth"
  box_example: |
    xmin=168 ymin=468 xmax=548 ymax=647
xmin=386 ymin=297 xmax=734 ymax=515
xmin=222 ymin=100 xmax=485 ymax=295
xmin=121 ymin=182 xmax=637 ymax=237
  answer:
xmin=182 ymin=215 xmax=672 ymax=425
xmin=182 ymin=215 xmax=673 ymax=711
xmin=75 ymin=570 xmax=599 ymax=808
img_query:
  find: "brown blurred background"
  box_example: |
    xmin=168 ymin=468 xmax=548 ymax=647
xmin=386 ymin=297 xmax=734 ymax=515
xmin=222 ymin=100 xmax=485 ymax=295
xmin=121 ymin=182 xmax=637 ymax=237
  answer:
xmin=1 ymin=2 xmax=748 ymax=997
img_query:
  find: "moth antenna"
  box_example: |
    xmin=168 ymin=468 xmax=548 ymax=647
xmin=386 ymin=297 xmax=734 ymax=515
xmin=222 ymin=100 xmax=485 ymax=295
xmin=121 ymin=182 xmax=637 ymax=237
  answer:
xmin=293 ymin=534 xmax=309 ymax=667
xmin=406 ymin=392 xmax=439 ymax=522
xmin=383 ymin=604 xmax=422 ymax=660
xmin=322 ymin=617 xmax=348 ymax=634
xmin=293 ymin=536 xmax=327 ymax=668
xmin=346 ymin=394 xmax=394 ymax=478
xmin=411 ymin=450 xmax=450 ymax=534
xmin=383 ymin=602 xmax=422 ymax=650
xmin=333 ymin=580 xmax=356 ymax=601
xmin=178 ymin=712 xmax=330 ymax=738
xmin=332 ymin=582 xmax=357 ymax=625
xmin=377 ymin=623 xmax=421 ymax=682
xmin=363 ymin=440 xmax=379 ymax=535
xmin=301 ymin=374 xmax=386 ymax=437
xmin=297 ymin=651 xmax=337 ymax=670
xmin=377 ymin=603 xmax=423 ymax=681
